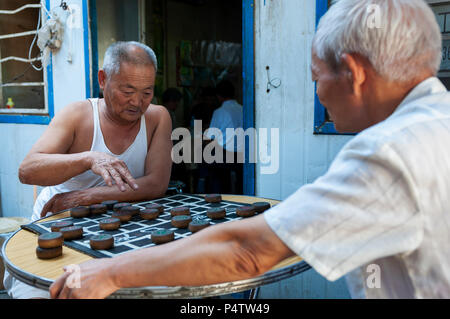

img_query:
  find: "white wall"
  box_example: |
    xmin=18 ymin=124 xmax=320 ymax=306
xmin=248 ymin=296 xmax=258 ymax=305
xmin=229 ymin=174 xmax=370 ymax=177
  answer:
xmin=0 ymin=0 xmax=88 ymax=218
xmin=0 ymin=124 xmax=46 ymax=218
xmin=254 ymin=0 xmax=352 ymax=298
xmin=255 ymin=0 xmax=351 ymax=200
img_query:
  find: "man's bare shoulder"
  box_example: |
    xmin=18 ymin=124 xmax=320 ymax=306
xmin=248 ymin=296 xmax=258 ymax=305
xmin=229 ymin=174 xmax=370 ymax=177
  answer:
xmin=145 ymin=104 xmax=170 ymax=117
xmin=144 ymin=104 xmax=171 ymax=125
xmin=53 ymin=100 xmax=92 ymax=123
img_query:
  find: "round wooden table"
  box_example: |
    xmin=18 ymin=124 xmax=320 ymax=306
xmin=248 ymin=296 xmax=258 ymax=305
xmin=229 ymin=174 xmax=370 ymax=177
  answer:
xmin=2 ymin=195 xmax=310 ymax=298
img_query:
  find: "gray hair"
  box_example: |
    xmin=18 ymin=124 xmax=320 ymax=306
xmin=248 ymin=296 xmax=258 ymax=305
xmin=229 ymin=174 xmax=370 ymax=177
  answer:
xmin=102 ymin=41 xmax=158 ymax=78
xmin=313 ymin=0 xmax=442 ymax=83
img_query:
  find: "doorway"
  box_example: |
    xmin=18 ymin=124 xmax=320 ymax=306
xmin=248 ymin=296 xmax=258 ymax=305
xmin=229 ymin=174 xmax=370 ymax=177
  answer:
xmin=90 ymin=0 xmax=253 ymax=195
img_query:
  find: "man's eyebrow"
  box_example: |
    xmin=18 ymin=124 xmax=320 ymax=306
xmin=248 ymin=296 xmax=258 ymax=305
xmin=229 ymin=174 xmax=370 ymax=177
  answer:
xmin=120 ymin=84 xmax=136 ymax=89
xmin=120 ymin=84 xmax=154 ymax=90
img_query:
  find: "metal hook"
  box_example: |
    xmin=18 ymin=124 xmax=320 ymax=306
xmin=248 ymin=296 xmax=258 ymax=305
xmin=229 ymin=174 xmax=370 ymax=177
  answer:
xmin=60 ymin=1 xmax=68 ymax=10
xmin=266 ymin=66 xmax=281 ymax=93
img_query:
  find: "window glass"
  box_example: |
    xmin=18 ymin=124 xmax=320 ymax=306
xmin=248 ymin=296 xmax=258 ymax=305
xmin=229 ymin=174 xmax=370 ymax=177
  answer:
xmin=430 ymin=2 xmax=450 ymax=89
xmin=0 ymin=0 xmax=46 ymax=114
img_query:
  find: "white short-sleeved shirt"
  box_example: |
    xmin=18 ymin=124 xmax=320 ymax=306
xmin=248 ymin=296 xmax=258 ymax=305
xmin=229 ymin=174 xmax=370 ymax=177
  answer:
xmin=264 ymin=77 xmax=450 ymax=298
xmin=205 ymin=99 xmax=243 ymax=152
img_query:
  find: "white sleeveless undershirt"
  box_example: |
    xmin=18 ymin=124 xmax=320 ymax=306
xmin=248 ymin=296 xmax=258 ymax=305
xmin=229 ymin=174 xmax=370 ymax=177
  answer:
xmin=31 ymin=98 xmax=148 ymax=221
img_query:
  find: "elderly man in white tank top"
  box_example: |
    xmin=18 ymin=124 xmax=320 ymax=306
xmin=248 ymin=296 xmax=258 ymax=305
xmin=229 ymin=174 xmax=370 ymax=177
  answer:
xmin=4 ymin=42 xmax=172 ymax=298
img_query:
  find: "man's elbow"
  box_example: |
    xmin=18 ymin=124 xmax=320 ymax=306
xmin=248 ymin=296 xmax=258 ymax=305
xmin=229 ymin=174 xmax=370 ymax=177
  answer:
xmin=154 ymin=186 xmax=167 ymax=198
xmin=146 ymin=180 xmax=169 ymax=199
xmin=18 ymin=163 xmax=32 ymax=184
xmin=158 ymin=180 xmax=171 ymax=197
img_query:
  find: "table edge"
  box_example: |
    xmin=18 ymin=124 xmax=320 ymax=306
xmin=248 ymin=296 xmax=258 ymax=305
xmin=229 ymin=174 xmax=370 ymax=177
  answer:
xmin=2 ymin=194 xmax=309 ymax=297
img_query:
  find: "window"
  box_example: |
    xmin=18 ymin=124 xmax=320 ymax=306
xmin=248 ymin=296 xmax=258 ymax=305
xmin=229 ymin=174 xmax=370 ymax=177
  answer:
xmin=429 ymin=1 xmax=450 ymax=89
xmin=0 ymin=0 xmax=53 ymax=124
xmin=314 ymin=0 xmax=340 ymax=134
xmin=314 ymin=0 xmax=450 ymax=135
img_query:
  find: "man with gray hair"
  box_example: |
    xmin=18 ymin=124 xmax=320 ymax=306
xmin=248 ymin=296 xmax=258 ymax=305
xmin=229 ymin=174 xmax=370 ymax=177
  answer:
xmin=19 ymin=41 xmax=172 ymax=220
xmin=6 ymin=41 xmax=172 ymax=298
xmin=51 ymin=0 xmax=449 ymax=299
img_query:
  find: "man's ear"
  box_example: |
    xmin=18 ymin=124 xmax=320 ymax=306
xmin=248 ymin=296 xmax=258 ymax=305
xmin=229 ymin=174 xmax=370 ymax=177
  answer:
xmin=98 ymin=70 xmax=107 ymax=90
xmin=340 ymin=53 xmax=366 ymax=97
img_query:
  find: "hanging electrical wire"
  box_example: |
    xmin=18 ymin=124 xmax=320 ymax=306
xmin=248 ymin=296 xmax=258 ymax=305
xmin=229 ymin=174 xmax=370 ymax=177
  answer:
xmin=0 ymin=1 xmax=44 ymax=86
xmin=28 ymin=3 xmax=43 ymax=71
xmin=1 ymin=0 xmax=71 ymax=84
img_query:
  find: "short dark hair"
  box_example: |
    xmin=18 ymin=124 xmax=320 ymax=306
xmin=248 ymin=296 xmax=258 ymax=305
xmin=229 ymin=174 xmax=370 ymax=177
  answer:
xmin=216 ymin=80 xmax=235 ymax=99
xmin=162 ymin=88 xmax=182 ymax=103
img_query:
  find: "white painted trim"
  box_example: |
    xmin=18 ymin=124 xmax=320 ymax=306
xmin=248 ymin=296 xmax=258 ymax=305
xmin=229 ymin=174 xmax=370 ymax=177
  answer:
xmin=0 ymin=3 xmax=41 ymax=14
xmin=427 ymin=1 xmax=450 ymax=5
xmin=1 ymin=82 xmax=44 ymax=87
xmin=0 ymin=56 xmax=41 ymax=64
xmin=0 ymin=108 xmax=47 ymax=114
xmin=0 ymin=30 xmax=37 ymax=40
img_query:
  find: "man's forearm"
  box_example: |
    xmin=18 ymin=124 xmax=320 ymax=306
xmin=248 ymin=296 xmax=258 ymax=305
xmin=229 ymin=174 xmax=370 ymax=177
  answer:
xmin=39 ymin=167 xmax=170 ymax=217
xmin=49 ymin=206 xmax=295 ymax=298
xmin=74 ymin=174 xmax=168 ymax=205
xmin=19 ymin=152 xmax=91 ymax=186
xmin=108 ymin=215 xmax=293 ymax=289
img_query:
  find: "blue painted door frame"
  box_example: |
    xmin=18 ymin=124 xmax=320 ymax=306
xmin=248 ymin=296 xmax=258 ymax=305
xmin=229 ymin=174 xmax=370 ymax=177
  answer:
xmin=89 ymin=0 xmax=100 ymax=98
xmin=313 ymin=0 xmax=337 ymax=135
xmin=243 ymin=0 xmax=255 ymax=196
xmin=313 ymin=0 xmax=356 ymax=136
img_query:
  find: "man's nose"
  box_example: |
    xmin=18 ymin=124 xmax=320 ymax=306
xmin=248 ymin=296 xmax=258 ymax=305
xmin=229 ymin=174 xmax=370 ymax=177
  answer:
xmin=129 ymin=94 xmax=141 ymax=107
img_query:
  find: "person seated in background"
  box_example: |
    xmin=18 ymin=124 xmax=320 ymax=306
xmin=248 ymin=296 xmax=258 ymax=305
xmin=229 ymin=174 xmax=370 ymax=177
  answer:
xmin=6 ymin=41 xmax=172 ymax=299
xmin=161 ymin=87 xmax=187 ymax=185
xmin=191 ymin=86 xmax=218 ymax=129
xmin=191 ymin=86 xmax=219 ymax=193
xmin=204 ymin=80 xmax=244 ymax=194
xmin=162 ymin=87 xmax=183 ymax=130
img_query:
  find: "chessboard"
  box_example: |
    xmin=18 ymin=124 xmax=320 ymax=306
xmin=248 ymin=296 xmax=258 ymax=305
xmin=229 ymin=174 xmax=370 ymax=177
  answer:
xmin=21 ymin=194 xmax=268 ymax=259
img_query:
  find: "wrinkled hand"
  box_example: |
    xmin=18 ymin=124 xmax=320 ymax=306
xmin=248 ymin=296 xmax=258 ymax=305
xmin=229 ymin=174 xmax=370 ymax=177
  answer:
xmin=89 ymin=151 xmax=139 ymax=192
xmin=41 ymin=190 xmax=86 ymax=217
xmin=50 ymin=258 xmax=119 ymax=299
